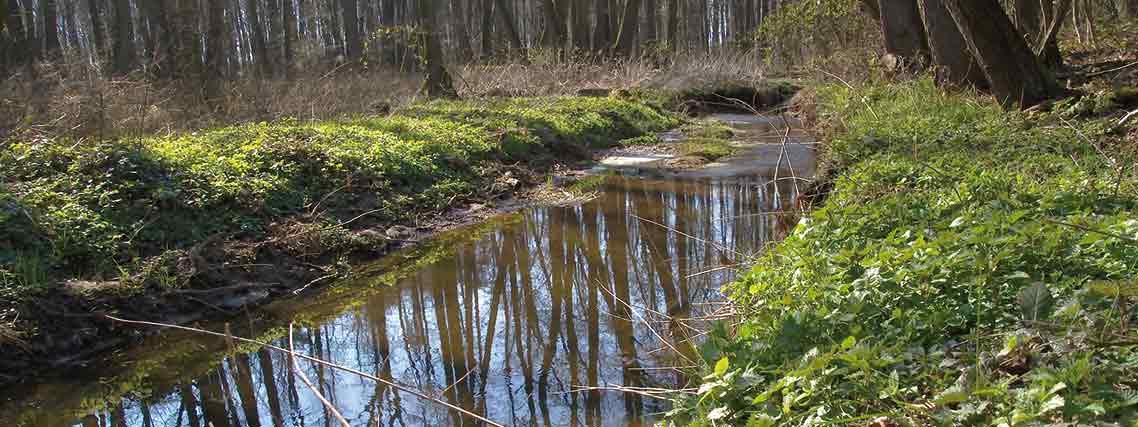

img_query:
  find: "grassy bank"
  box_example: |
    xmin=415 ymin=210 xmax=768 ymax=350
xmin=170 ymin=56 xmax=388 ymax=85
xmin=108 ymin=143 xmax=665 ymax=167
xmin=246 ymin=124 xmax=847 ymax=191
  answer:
xmin=0 ymin=95 xmax=678 ymax=366
xmin=669 ymin=80 xmax=1138 ymax=426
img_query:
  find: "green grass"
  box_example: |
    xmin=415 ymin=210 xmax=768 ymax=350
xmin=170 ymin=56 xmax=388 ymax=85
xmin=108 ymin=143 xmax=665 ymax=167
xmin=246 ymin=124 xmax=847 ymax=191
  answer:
xmin=0 ymin=96 xmax=678 ymax=302
xmin=668 ymin=79 xmax=1138 ymax=426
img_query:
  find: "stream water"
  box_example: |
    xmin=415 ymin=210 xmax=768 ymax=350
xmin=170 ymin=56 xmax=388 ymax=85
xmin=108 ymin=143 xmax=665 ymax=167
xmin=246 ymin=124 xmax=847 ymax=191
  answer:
xmin=1 ymin=114 xmax=815 ymax=427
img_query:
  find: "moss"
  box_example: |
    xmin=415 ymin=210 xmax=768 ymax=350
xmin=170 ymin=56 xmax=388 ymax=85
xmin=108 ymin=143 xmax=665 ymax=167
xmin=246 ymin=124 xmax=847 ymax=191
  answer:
xmin=677 ymin=138 xmax=735 ymax=160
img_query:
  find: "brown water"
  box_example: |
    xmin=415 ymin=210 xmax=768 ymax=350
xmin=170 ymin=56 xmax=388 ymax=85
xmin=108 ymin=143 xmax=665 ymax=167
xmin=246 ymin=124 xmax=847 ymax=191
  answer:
xmin=1 ymin=115 xmax=813 ymax=427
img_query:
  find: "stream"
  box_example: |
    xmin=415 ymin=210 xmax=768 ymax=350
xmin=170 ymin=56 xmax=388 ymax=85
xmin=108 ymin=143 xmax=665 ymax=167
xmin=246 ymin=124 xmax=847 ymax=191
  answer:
xmin=1 ymin=114 xmax=815 ymax=427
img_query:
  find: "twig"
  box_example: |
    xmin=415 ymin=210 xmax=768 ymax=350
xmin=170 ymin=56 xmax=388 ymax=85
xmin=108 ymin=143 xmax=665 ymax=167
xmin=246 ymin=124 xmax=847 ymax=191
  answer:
xmin=1085 ymin=60 xmax=1138 ymax=78
xmin=106 ymin=315 xmax=507 ymax=427
xmin=289 ymin=324 xmax=352 ymax=427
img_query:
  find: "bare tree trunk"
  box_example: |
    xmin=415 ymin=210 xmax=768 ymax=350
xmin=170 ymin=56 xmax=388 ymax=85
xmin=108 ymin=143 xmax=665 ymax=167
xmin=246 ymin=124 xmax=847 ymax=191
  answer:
xmin=943 ymin=0 xmax=1054 ymax=109
xmin=341 ymin=0 xmax=362 ymax=60
xmin=644 ymin=0 xmax=658 ymax=43
xmin=480 ymin=0 xmax=494 ymax=57
xmin=494 ymin=0 xmax=524 ymax=53
xmin=111 ymin=0 xmax=134 ymax=74
xmin=451 ymin=0 xmax=475 ymax=60
xmin=284 ymin=0 xmax=297 ymax=74
xmin=879 ymin=0 xmax=928 ymax=67
xmin=419 ymin=0 xmax=458 ymax=98
xmin=205 ymin=0 xmax=228 ymax=99
xmin=918 ymin=0 xmax=985 ymax=87
xmin=666 ymin=0 xmax=678 ymax=50
xmin=1014 ymin=0 xmax=1062 ymax=68
xmin=593 ymin=0 xmax=612 ymax=52
xmin=86 ymin=0 xmax=104 ymax=52
xmin=613 ymin=0 xmax=642 ymax=56
xmin=247 ymin=0 xmax=272 ymax=74
xmin=144 ymin=0 xmax=177 ymax=77
xmin=571 ymin=0 xmax=589 ymax=51
xmin=41 ymin=0 xmax=59 ymax=58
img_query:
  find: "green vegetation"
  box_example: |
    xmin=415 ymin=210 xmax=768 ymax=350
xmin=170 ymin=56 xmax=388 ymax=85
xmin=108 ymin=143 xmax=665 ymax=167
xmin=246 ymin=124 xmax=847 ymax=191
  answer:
xmin=669 ymin=79 xmax=1138 ymax=426
xmin=0 ymin=96 xmax=677 ymax=303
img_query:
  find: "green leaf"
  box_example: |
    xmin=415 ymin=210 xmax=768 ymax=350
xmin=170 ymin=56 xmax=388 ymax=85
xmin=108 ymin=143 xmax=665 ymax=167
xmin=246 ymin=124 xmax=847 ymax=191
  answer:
xmin=841 ymin=335 xmax=856 ymax=350
xmin=707 ymin=406 xmax=730 ymax=420
xmin=746 ymin=414 xmax=777 ymax=427
xmin=1089 ymin=280 xmax=1138 ymax=297
xmin=950 ymin=216 xmax=966 ymax=228
xmin=1017 ymin=282 xmax=1054 ymax=322
xmin=714 ymin=356 xmax=730 ymax=376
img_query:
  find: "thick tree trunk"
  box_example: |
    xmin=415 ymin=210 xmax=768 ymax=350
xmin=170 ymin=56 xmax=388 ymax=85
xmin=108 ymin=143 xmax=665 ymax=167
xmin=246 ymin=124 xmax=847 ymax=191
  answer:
xmin=247 ymin=0 xmax=272 ymax=75
xmin=86 ymin=0 xmax=104 ymax=52
xmin=419 ymin=0 xmax=458 ymax=98
xmin=142 ymin=0 xmax=176 ymax=77
xmin=571 ymin=0 xmax=589 ymax=51
xmin=41 ymin=0 xmax=59 ymax=58
xmin=480 ymin=0 xmax=494 ymax=57
xmin=284 ymin=0 xmax=297 ymax=74
xmin=593 ymin=0 xmax=613 ymax=52
xmin=918 ymin=0 xmax=985 ymax=87
xmin=943 ymin=0 xmax=1054 ymax=109
xmin=613 ymin=0 xmax=642 ymax=56
xmin=1014 ymin=0 xmax=1062 ymax=68
xmin=205 ymin=0 xmax=227 ymax=98
xmin=111 ymin=0 xmax=134 ymax=74
xmin=879 ymin=0 xmax=928 ymax=67
xmin=541 ymin=0 xmax=567 ymax=49
xmin=451 ymin=0 xmax=475 ymax=60
xmin=644 ymin=0 xmax=658 ymax=43
xmin=494 ymin=0 xmax=524 ymax=53
xmin=341 ymin=0 xmax=362 ymax=60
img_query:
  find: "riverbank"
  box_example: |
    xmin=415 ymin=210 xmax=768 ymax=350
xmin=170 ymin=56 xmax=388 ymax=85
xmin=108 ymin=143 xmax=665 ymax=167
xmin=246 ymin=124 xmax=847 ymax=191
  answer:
xmin=0 ymin=95 xmax=682 ymax=380
xmin=668 ymin=79 xmax=1138 ymax=425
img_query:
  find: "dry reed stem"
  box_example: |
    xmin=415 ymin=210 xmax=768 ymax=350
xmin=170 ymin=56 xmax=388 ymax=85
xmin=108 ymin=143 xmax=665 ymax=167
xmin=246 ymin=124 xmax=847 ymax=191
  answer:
xmin=289 ymin=323 xmax=352 ymax=427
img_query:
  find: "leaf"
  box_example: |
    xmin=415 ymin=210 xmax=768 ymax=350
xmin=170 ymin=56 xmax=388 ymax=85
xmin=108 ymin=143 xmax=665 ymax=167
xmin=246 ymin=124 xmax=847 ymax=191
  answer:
xmin=714 ymin=356 xmax=731 ymax=376
xmin=1017 ymin=282 xmax=1054 ymax=322
xmin=707 ymin=406 xmax=730 ymax=420
xmin=950 ymin=216 xmax=966 ymax=228
xmin=841 ymin=335 xmax=857 ymax=350
xmin=746 ymin=414 xmax=777 ymax=427
xmin=1039 ymin=394 xmax=1065 ymax=415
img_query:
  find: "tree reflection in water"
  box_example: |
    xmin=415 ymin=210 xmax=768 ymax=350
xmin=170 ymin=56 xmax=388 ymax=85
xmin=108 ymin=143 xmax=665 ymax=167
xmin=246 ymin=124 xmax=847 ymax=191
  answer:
xmin=55 ymin=175 xmax=797 ymax=427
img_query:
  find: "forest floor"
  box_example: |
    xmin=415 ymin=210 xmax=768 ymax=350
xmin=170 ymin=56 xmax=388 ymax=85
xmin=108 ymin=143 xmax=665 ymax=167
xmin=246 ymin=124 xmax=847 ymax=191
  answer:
xmin=0 ymin=81 xmax=797 ymax=385
xmin=666 ymin=53 xmax=1138 ymax=425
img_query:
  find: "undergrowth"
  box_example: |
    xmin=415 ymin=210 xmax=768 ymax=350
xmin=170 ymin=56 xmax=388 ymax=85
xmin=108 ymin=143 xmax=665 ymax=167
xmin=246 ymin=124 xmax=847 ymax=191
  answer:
xmin=668 ymin=79 xmax=1138 ymax=426
xmin=0 ymin=96 xmax=677 ymax=303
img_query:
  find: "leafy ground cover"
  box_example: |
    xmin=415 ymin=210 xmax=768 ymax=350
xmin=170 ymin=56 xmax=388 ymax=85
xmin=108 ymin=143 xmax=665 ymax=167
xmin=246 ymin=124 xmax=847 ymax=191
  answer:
xmin=668 ymin=79 xmax=1138 ymax=426
xmin=0 ymin=95 xmax=677 ymax=363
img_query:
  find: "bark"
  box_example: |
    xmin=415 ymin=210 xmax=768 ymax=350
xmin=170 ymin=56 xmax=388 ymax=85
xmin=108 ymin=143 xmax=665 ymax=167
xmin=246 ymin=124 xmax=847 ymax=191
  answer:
xmin=860 ymin=0 xmax=880 ymax=18
xmin=111 ymin=0 xmax=135 ymax=74
xmin=494 ymin=0 xmax=524 ymax=53
xmin=86 ymin=0 xmax=104 ymax=52
xmin=341 ymin=0 xmax=362 ymax=60
xmin=480 ymin=0 xmax=493 ymax=57
xmin=644 ymin=0 xmax=658 ymax=43
xmin=592 ymin=0 xmax=613 ymax=52
xmin=284 ymin=0 xmax=296 ymax=74
xmin=1014 ymin=0 xmax=1062 ymax=68
xmin=41 ymin=0 xmax=59 ymax=58
xmin=451 ymin=0 xmax=475 ymax=60
xmin=205 ymin=0 xmax=227 ymax=98
xmin=3 ymin=0 xmax=26 ymax=69
xmin=879 ymin=0 xmax=928 ymax=66
xmin=541 ymin=0 xmax=566 ymax=49
xmin=571 ymin=0 xmax=589 ymax=50
xmin=248 ymin=0 xmax=272 ymax=74
xmin=143 ymin=0 xmax=176 ymax=77
xmin=943 ymin=0 xmax=1054 ymax=109
xmin=666 ymin=0 xmax=678 ymax=50
xmin=613 ymin=0 xmax=642 ymax=56
xmin=419 ymin=0 xmax=459 ymax=98
xmin=918 ymin=0 xmax=985 ymax=87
